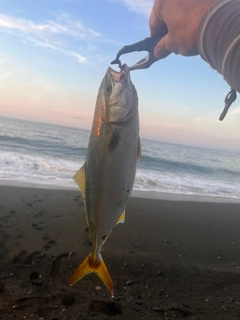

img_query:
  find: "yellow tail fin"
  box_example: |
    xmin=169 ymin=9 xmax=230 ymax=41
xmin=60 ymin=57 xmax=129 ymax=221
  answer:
xmin=70 ymin=253 xmax=114 ymax=295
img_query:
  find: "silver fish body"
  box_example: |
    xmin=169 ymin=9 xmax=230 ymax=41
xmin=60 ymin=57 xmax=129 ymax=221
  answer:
xmin=70 ymin=65 xmax=140 ymax=294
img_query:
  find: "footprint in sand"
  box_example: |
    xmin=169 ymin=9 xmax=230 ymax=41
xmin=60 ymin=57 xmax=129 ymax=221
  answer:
xmin=24 ymin=251 xmax=46 ymax=265
xmin=90 ymin=300 xmax=121 ymax=316
xmin=53 ymin=214 xmax=63 ymax=218
xmin=34 ymin=209 xmax=46 ymax=218
xmin=49 ymin=252 xmax=70 ymax=277
xmin=12 ymin=250 xmax=28 ymax=264
xmin=42 ymin=234 xmax=51 ymax=241
xmin=44 ymin=239 xmax=56 ymax=250
xmin=32 ymin=223 xmax=43 ymax=231
xmin=33 ymin=199 xmax=43 ymax=203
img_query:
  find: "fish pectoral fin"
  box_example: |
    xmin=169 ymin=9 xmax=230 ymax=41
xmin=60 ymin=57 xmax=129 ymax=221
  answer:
xmin=138 ymin=136 xmax=141 ymax=161
xmin=70 ymin=252 xmax=113 ymax=295
xmin=117 ymin=210 xmax=125 ymax=224
xmin=108 ymin=125 xmax=121 ymax=153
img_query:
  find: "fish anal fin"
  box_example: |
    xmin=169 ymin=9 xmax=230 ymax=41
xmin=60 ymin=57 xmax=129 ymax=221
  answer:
xmin=101 ymin=210 xmax=125 ymax=245
xmin=101 ymin=211 xmax=125 ymax=245
xmin=70 ymin=253 xmax=113 ymax=295
xmin=138 ymin=136 xmax=141 ymax=161
xmin=117 ymin=210 xmax=125 ymax=224
xmin=73 ymin=164 xmax=92 ymax=243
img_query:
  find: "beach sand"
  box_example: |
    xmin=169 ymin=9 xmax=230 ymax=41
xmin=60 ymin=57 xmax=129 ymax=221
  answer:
xmin=1 ymin=186 xmax=240 ymax=319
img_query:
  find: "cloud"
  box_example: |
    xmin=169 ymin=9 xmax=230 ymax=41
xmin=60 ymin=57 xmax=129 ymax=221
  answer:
xmin=0 ymin=13 xmax=101 ymax=39
xmin=113 ymin=0 xmax=154 ymax=17
xmin=0 ymin=13 xmax=104 ymax=64
xmin=228 ymin=107 xmax=240 ymax=116
xmin=26 ymin=37 xmax=87 ymax=63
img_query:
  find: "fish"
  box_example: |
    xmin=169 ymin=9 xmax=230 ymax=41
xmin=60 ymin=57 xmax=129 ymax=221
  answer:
xmin=69 ymin=64 xmax=140 ymax=295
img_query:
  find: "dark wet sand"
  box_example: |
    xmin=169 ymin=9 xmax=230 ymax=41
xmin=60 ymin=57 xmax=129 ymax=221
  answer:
xmin=1 ymin=186 xmax=240 ymax=319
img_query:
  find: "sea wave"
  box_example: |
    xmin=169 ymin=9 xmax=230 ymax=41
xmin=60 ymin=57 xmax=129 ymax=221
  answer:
xmin=1 ymin=116 xmax=240 ymax=199
xmin=139 ymin=155 xmax=214 ymax=175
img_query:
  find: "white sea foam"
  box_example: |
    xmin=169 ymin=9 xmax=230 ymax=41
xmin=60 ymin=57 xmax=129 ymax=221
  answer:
xmin=134 ymin=169 xmax=240 ymax=199
xmin=0 ymin=149 xmax=82 ymax=188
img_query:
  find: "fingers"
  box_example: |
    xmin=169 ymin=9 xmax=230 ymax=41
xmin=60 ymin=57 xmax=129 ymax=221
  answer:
xmin=149 ymin=0 xmax=166 ymax=37
xmin=149 ymin=0 xmax=171 ymax=59
xmin=149 ymin=16 xmax=166 ymax=37
xmin=153 ymin=35 xmax=172 ymax=60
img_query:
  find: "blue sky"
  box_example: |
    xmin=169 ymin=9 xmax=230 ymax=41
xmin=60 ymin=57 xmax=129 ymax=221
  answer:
xmin=0 ymin=0 xmax=239 ymax=150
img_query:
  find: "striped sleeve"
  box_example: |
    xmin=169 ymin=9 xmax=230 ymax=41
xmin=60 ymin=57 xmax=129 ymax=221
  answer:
xmin=197 ymin=0 xmax=240 ymax=92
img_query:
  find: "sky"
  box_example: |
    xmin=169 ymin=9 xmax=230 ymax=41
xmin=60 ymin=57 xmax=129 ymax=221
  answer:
xmin=0 ymin=0 xmax=240 ymax=150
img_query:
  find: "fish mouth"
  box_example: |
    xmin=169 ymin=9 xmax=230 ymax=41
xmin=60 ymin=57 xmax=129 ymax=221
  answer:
xmin=108 ymin=65 xmax=130 ymax=83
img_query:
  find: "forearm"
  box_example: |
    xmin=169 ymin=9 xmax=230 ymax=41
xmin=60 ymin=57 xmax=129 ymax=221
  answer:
xmin=197 ymin=0 xmax=240 ymax=92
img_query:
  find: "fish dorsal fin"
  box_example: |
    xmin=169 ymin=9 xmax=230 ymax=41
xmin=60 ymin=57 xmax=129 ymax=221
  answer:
xmin=138 ymin=136 xmax=141 ymax=161
xmin=73 ymin=163 xmax=86 ymax=196
xmin=117 ymin=210 xmax=125 ymax=224
xmin=73 ymin=164 xmax=92 ymax=242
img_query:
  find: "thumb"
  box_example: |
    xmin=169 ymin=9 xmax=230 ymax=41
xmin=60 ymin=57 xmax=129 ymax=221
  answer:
xmin=154 ymin=34 xmax=172 ymax=60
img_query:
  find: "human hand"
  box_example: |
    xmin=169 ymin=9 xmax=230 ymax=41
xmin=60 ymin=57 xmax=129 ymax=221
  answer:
xmin=149 ymin=0 xmax=222 ymax=59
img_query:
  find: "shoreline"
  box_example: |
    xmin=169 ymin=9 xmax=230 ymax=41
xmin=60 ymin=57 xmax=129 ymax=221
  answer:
xmin=1 ymin=180 xmax=240 ymax=204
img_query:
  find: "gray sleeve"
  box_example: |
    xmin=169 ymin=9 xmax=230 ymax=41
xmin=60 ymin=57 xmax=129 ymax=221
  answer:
xmin=197 ymin=0 xmax=240 ymax=92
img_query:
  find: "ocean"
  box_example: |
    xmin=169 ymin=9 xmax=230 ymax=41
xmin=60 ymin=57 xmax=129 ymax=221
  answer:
xmin=0 ymin=116 xmax=240 ymax=199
